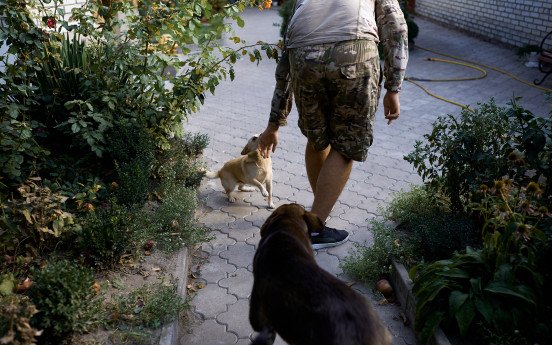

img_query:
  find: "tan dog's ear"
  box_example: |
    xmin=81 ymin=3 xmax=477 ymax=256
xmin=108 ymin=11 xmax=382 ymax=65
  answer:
xmin=302 ymin=210 xmax=324 ymax=234
xmin=241 ymin=135 xmax=260 ymax=155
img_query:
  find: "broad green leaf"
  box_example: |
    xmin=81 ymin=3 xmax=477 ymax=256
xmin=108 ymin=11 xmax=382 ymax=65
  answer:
xmin=0 ymin=274 xmax=15 ymax=296
xmin=455 ymin=299 xmax=476 ymax=335
xmin=449 ymin=291 xmax=469 ymax=315
xmin=484 ymin=282 xmax=536 ymax=306
xmin=474 ymin=297 xmax=494 ymax=324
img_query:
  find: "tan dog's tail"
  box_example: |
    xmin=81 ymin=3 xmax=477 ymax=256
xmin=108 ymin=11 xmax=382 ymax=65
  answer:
xmin=204 ymin=170 xmax=219 ymax=179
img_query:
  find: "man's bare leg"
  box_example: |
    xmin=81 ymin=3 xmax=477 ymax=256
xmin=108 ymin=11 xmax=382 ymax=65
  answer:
xmin=305 ymin=143 xmax=330 ymax=194
xmin=305 ymin=143 xmax=353 ymax=222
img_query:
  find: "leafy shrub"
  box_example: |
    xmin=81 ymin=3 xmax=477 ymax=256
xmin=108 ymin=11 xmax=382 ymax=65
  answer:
xmin=28 ymin=260 xmax=103 ymax=342
xmin=137 ymin=183 xmax=210 ymax=252
xmin=0 ymin=295 xmax=41 ymax=345
xmin=153 ymin=135 xmax=208 ymax=188
xmin=405 ymin=99 xmax=552 ymax=211
xmin=412 ymin=178 xmax=551 ymax=345
xmin=278 ymin=0 xmax=295 ymax=38
xmin=342 ymin=220 xmax=417 ymax=284
xmin=78 ymin=201 xmax=136 ymax=268
xmin=385 ymin=186 xmax=479 ymax=262
xmin=0 ymin=179 xmax=78 ymax=256
xmin=108 ymin=283 xmax=187 ymax=329
xmin=181 ymin=132 xmax=210 ymax=158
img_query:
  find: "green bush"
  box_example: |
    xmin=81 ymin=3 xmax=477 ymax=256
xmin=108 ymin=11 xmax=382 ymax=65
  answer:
xmin=1 ymin=0 xmax=277 ymax=188
xmin=28 ymin=260 xmax=103 ymax=342
xmin=412 ymin=177 xmax=551 ymax=345
xmin=342 ymin=220 xmax=417 ymax=284
xmin=137 ymin=183 xmax=210 ymax=252
xmin=0 ymin=294 xmax=41 ymax=345
xmin=405 ymin=99 xmax=552 ymax=211
xmin=0 ymin=179 xmax=79 ymax=256
xmin=386 ymin=186 xmax=479 ymax=262
xmin=278 ymin=0 xmax=295 ymax=38
xmin=108 ymin=283 xmax=187 ymax=329
xmin=154 ymin=135 xmax=208 ymax=188
xmin=78 ymin=201 xmax=136 ymax=268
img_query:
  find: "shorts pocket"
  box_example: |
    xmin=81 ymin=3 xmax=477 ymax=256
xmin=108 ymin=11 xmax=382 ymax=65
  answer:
xmin=339 ymin=61 xmax=372 ymax=80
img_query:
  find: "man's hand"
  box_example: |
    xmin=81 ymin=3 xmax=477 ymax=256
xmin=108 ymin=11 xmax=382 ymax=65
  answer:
xmin=383 ymin=91 xmax=400 ymax=125
xmin=258 ymin=123 xmax=279 ymax=158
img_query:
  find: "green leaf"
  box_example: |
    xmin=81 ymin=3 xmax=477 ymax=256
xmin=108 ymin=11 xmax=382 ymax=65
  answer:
xmin=0 ymin=274 xmax=15 ymax=296
xmin=236 ymin=16 xmax=244 ymax=28
xmin=419 ymin=311 xmax=445 ymax=344
xmin=455 ymin=299 xmax=476 ymax=335
xmin=436 ymin=268 xmax=470 ymax=278
xmin=449 ymin=291 xmax=469 ymax=315
xmin=474 ymin=297 xmax=494 ymax=324
xmin=484 ymin=282 xmax=536 ymax=306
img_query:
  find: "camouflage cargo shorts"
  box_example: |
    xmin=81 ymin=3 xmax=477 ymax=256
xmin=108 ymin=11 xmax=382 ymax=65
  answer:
xmin=289 ymin=39 xmax=381 ymax=162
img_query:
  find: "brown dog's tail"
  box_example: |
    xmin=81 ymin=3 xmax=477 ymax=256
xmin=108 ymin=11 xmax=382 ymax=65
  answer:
xmin=204 ymin=170 xmax=219 ymax=179
xmin=251 ymin=328 xmax=276 ymax=345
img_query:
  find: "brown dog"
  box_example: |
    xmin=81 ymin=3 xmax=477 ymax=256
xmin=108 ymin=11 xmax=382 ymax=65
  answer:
xmin=205 ymin=134 xmax=274 ymax=208
xmin=249 ymin=204 xmax=393 ymax=345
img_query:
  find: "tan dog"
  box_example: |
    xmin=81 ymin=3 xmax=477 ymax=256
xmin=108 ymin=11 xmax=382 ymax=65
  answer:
xmin=249 ymin=204 xmax=393 ymax=345
xmin=205 ymin=134 xmax=274 ymax=209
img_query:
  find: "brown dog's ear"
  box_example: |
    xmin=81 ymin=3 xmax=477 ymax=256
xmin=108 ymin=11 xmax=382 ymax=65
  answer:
xmin=302 ymin=211 xmax=324 ymax=234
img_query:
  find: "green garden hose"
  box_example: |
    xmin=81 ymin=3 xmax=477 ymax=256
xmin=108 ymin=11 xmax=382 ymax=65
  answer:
xmin=405 ymin=46 xmax=552 ymax=112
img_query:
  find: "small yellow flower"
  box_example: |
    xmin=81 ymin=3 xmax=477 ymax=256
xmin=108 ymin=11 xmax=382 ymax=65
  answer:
xmin=526 ymin=182 xmax=542 ymax=197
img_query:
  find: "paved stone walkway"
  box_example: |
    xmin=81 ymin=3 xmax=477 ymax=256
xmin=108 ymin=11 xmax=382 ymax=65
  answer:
xmin=178 ymin=7 xmax=551 ymax=345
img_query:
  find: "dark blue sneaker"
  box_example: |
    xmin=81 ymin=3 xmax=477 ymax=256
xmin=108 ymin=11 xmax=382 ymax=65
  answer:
xmin=310 ymin=226 xmax=349 ymax=249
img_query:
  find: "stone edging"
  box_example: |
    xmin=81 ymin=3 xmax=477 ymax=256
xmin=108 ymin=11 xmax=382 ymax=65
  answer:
xmin=390 ymin=260 xmax=451 ymax=345
xmin=159 ymin=247 xmax=191 ymax=345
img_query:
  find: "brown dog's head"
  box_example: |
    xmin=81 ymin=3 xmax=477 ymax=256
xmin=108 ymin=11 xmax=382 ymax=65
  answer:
xmin=241 ymin=134 xmax=261 ymax=155
xmin=260 ymin=203 xmax=324 ymax=240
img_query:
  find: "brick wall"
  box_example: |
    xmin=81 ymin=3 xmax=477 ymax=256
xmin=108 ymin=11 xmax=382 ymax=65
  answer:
xmin=415 ymin=0 xmax=552 ymax=48
xmin=45 ymin=0 xmax=87 ymax=22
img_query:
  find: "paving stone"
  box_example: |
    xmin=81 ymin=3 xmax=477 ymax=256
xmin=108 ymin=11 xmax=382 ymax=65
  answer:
xmin=203 ymin=192 xmax=235 ymax=210
xmin=339 ymin=189 xmax=369 ymax=208
xmin=219 ymin=267 xmax=253 ymax=299
xmin=221 ymin=204 xmax=259 ymax=219
xmin=272 ymin=183 xmax=299 ymax=200
xmin=200 ymin=255 xmax=237 ymax=284
xmin=292 ymin=189 xmax=313 ymax=208
xmin=244 ymin=208 xmax=273 ymax=228
xmin=227 ymin=221 xmax=260 ymax=242
xmin=327 ymin=238 xmax=357 ymax=258
xmin=242 ymin=193 xmax=280 ymax=210
xmin=349 ymin=227 xmax=375 ymax=246
xmin=219 ymin=242 xmax=256 ymax=268
xmin=245 ymin=232 xmax=261 ymax=248
xmin=191 ymin=282 xmax=237 ymax=318
xmin=217 ymin=299 xmax=254 ymax=337
xmin=358 ymin=197 xmax=385 ymax=216
xmin=201 ymin=210 xmax=236 ymax=230
xmin=179 ymin=318 xmax=237 ymax=345
xmin=202 ymin=231 xmax=237 ymax=256
xmin=314 ymin=251 xmax=343 ymax=276
xmin=339 ymin=207 xmax=376 ymax=228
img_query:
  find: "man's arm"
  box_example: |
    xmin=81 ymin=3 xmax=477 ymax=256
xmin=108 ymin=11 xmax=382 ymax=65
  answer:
xmin=375 ymin=0 xmax=408 ymax=92
xmin=259 ymin=49 xmax=293 ymax=158
xmin=268 ymin=49 xmax=293 ymax=126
